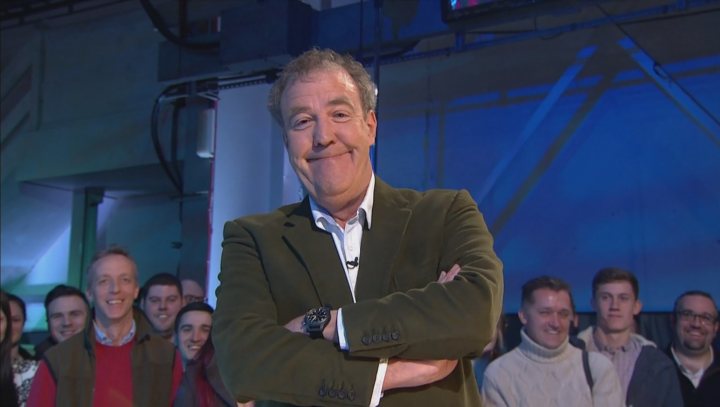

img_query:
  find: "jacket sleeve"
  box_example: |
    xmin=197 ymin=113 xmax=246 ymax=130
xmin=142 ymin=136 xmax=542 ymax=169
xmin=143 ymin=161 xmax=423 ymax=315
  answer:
xmin=341 ymin=190 xmax=504 ymax=359
xmin=213 ymin=219 xmax=379 ymax=407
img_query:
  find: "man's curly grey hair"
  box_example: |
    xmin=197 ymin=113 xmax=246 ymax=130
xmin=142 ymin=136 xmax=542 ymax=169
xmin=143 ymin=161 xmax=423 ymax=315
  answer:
xmin=267 ymin=48 xmax=378 ymax=127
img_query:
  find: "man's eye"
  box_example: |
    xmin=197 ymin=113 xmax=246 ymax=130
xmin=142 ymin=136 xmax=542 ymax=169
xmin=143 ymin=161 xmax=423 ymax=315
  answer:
xmin=292 ymin=118 xmax=311 ymax=129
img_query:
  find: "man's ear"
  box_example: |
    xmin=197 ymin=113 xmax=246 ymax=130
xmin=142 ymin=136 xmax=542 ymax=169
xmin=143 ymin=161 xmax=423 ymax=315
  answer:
xmin=518 ymin=308 xmax=528 ymax=325
xmin=632 ymin=299 xmax=643 ymax=316
xmin=365 ymin=110 xmax=377 ymax=145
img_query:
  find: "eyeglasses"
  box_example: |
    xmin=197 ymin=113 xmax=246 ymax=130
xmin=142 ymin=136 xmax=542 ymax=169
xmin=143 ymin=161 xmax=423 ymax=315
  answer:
xmin=676 ymin=310 xmax=717 ymax=326
xmin=184 ymin=295 xmax=207 ymax=304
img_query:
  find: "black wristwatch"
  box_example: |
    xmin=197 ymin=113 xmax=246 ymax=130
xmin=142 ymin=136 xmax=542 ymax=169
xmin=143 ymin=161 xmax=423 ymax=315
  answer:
xmin=304 ymin=306 xmax=331 ymax=339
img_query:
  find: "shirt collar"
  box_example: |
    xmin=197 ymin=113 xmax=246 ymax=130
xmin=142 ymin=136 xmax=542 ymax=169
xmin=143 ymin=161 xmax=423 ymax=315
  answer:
xmin=671 ymin=345 xmax=713 ymax=375
xmin=94 ymin=319 xmax=136 ymax=346
xmin=310 ymin=173 xmax=375 ymax=230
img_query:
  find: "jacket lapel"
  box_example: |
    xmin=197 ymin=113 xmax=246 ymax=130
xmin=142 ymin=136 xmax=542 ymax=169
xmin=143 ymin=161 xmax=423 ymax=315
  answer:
xmin=282 ymin=199 xmax=355 ymax=308
xmin=355 ymin=179 xmax=411 ymax=301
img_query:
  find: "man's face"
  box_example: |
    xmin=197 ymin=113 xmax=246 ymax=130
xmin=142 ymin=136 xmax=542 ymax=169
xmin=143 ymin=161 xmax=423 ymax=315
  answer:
xmin=674 ymin=295 xmax=718 ymax=356
xmin=87 ymin=254 xmax=139 ymax=324
xmin=141 ymin=285 xmax=183 ymax=335
xmin=176 ymin=310 xmax=212 ymax=363
xmin=280 ymin=67 xmax=377 ymax=208
xmin=181 ymin=280 xmax=205 ymax=304
xmin=519 ymin=288 xmax=573 ymax=350
xmin=8 ymin=300 xmax=25 ymax=346
xmin=592 ymin=281 xmax=641 ymax=334
xmin=47 ymin=295 xmax=89 ymax=343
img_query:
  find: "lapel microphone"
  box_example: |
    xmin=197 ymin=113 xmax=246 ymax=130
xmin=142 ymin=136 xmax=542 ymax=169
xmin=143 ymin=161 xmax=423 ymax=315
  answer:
xmin=346 ymin=257 xmax=359 ymax=269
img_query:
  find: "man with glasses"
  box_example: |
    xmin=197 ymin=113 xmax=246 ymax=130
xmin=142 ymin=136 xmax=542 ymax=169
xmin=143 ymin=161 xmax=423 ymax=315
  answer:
xmin=668 ymin=291 xmax=719 ymax=407
xmin=181 ymin=279 xmax=206 ymax=304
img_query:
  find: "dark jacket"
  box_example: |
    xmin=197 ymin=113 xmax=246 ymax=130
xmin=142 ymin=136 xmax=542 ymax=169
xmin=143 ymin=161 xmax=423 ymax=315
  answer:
xmin=666 ymin=345 xmax=720 ymax=407
xmin=174 ymin=352 xmax=235 ymax=407
xmin=43 ymin=308 xmax=178 ymax=407
xmin=576 ymin=330 xmax=683 ymax=407
xmin=627 ymin=346 xmax=684 ymax=407
xmin=33 ymin=336 xmax=57 ymax=359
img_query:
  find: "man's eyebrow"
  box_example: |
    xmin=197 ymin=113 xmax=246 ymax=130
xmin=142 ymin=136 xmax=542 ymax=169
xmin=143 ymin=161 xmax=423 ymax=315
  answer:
xmin=327 ymin=96 xmax=354 ymax=108
xmin=287 ymin=106 xmax=311 ymax=120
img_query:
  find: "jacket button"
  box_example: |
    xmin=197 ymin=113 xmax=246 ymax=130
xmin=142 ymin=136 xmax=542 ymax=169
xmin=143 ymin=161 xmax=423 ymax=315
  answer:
xmin=361 ymin=335 xmax=370 ymax=345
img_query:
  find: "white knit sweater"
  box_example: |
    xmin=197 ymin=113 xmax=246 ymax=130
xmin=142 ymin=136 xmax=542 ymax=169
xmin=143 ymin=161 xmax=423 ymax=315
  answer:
xmin=482 ymin=329 xmax=624 ymax=407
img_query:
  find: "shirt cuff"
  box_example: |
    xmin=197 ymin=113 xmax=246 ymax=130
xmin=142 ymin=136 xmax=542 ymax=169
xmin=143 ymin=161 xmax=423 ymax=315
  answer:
xmin=338 ymin=309 xmax=386 ymax=406
xmin=337 ymin=308 xmax=349 ymax=350
xmin=370 ymin=359 xmax=389 ymax=406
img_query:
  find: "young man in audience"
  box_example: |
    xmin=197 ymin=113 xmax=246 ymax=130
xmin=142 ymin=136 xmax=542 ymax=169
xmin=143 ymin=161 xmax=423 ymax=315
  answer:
xmin=34 ymin=285 xmax=90 ymax=358
xmin=482 ymin=276 xmax=622 ymax=406
xmin=27 ymin=247 xmax=182 ymax=406
xmin=174 ymin=302 xmax=251 ymax=407
xmin=174 ymin=302 xmax=213 ymax=368
xmin=577 ymin=267 xmax=682 ymax=407
xmin=180 ymin=278 xmax=205 ymax=304
xmin=667 ymin=290 xmax=719 ymax=407
xmin=139 ymin=273 xmax=184 ymax=341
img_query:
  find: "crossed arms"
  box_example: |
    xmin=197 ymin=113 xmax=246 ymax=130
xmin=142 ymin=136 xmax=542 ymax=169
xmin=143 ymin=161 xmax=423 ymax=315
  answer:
xmin=213 ymin=189 xmax=503 ymax=405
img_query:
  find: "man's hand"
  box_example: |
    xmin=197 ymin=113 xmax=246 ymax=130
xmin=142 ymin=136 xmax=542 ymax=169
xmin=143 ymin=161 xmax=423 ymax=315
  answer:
xmin=438 ymin=263 xmax=461 ymax=284
xmin=382 ymin=358 xmax=458 ymax=391
xmin=283 ymin=309 xmax=339 ymax=343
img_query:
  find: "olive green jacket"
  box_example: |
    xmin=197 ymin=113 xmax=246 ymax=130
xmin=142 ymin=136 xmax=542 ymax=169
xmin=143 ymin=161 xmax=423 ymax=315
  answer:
xmin=213 ymin=178 xmax=504 ymax=406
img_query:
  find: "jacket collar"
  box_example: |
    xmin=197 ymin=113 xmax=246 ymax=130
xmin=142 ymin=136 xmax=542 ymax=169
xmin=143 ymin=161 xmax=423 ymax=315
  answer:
xmin=281 ymin=177 xmax=411 ymax=304
xmin=83 ymin=307 xmax=154 ymax=353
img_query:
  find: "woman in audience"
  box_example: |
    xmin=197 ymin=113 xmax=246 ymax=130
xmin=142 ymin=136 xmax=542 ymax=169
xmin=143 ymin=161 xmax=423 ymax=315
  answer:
xmin=174 ymin=302 xmax=253 ymax=406
xmin=1 ymin=290 xmax=20 ymax=407
xmin=6 ymin=293 xmax=37 ymax=407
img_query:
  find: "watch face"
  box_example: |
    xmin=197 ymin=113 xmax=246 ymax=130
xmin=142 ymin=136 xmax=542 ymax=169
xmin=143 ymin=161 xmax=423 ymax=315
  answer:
xmin=306 ymin=307 xmax=330 ymax=324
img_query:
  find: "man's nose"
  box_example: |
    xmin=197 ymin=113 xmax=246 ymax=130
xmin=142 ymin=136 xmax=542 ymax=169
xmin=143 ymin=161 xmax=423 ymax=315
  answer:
xmin=313 ymin=117 xmax=334 ymax=146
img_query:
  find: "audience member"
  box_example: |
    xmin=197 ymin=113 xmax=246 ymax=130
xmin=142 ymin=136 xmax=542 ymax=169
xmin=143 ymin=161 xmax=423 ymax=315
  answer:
xmin=34 ymin=284 xmax=90 ymax=358
xmin=181 ymin=279 xmax=206 ymax=304
xmin=27 ymin=247 xmax=183 ymax=406
xmin=140 ymin=273 xmax=184 ymax=341
xmin=482 ymin=276 xmax=622 ymax=407
xmin=6 ymin=293 xmax=38 ymax=407
xmin=668 ymin=290 xmax=719 ymax=407
xmin=1 ymin=290 xmax=20 ymax=407
xmin=213 ymin=48 xmax=503 ymax=406
xmin=577 ymin=267 xmax=682 ymax=407
xmin=175 ymin=302 xmax=213 ymax=368
xmin=174 ymin=302 xmax=252 ymax=407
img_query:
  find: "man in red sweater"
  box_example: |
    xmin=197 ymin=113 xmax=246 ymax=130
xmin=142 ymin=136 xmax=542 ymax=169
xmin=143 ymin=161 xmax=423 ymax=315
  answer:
xmin=27 ymin=247 xmax=183 ymax=407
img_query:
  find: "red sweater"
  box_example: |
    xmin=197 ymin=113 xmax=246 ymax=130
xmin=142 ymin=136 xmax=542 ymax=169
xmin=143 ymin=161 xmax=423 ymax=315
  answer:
xmin=27 ymin=341 xmax=182 ymax=407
